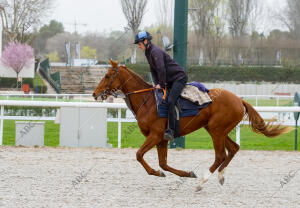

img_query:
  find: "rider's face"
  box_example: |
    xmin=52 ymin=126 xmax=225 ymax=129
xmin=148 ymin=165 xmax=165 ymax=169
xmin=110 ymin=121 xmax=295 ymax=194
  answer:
xmin=138 ymin=39 xmax=148 ymax=51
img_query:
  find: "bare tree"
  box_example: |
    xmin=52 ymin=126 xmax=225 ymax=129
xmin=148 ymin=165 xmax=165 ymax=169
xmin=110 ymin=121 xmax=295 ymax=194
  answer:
xmin=46 ymin=32 xmax=78 ymax=61
xmin=190 ymin=0 xmax=220 ymax=37
xmin=276 ymin=0 xmax=300 ymax=39
xmin=228 ymin=0 xmax=256 ymax=65
xmin=189 ymin=0 xmax=224 ymax=65
xmin=228 ymin=0 xmax=253 ymax=38
xmin=119 ymin=0 xmax=148 ymax=63
xmin=248 ymin=0 xmax=264 ymax=33
xmin=0 ymin=0 xmax=54 ymax=43
xmin=155 ymin=0 xmax=174 ymax=27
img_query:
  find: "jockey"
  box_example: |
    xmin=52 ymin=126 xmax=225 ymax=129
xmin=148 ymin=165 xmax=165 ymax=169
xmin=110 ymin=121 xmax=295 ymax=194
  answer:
xmin=134 ymin=31 xmax=188 ymax=141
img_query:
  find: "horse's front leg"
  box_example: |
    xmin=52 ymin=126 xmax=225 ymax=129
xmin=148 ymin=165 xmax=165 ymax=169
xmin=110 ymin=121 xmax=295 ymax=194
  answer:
xmin=157 ymin=140 xmax=197 ymax=178
xmin=136 ymin=133 xmax=165 ymax=177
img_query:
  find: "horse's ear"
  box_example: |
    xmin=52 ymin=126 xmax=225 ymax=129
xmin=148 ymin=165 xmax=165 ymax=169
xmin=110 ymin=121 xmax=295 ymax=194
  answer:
xmin=109 ymin=59 xmax=119 ymax=68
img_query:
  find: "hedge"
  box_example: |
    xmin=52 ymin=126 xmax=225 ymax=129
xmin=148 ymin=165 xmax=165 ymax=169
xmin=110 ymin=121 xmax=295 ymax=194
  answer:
xmin=125 ymin=64 xmax=151 ymax=82
xmin=0 ymin=73 xmax=47 ymax=93
xmin=125 ymin=64 xmax=300 ymax=84
xmin=33 ymin=74 xmax=47 ymax=93
xmin=0 ymin=77 xmax=33 ymax=88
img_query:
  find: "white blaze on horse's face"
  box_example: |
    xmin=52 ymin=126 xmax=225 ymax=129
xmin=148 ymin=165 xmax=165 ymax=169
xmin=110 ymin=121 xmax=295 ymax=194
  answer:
xmin=92 ymin=68 xmax=121 ymax=101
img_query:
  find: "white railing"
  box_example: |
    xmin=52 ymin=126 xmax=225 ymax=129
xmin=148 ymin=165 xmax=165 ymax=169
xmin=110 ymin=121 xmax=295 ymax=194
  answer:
xmin=0 ymin=93 xmax=94 ymax=102
xmin=0 ymin=93 xmax=295 ymax=106
xmin=0 ymin=100 xmax=299 ymax=147
xmin=0 ymin=100 xmax=133 ymax=148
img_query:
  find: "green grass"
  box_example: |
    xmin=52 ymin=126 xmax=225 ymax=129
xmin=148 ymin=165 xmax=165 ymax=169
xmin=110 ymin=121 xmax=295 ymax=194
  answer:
xmin=3 ymin=120 xmax=299 ymax=151
xmin=3 ymin=120 xmax=60 ymax=146
xmin=243 ymin=99 xmax=293 ymax=106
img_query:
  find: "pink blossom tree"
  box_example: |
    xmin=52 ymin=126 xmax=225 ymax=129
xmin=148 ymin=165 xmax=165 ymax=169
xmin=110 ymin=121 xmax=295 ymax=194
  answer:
xmin=1 ymin=42 xmax=34 ymax=89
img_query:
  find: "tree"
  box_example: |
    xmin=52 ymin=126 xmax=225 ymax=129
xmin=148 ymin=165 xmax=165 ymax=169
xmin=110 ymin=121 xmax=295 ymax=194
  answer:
xmin=47 ymin=51 xmax=60 ymax=62
xmin=32 ymin=20 xmax=64 ymax=55
xmin=81 ymin=46 xmax=96 ymax=59
xmin=155 ymin=0 xmax=174 ymax=27
xmin=0 ymin=0 xmax=54 ymax=43
xmin=268 ymin=29 xmax=292 ymax=40
xmin=276 ymin=0 xmax=300 ymax=39
xmin=228 ymin=0 xmax=256 ymax=65
xmin=228 ymin=0 xmax=254 ymax=38
xmin=46 ymin=32 xmax=78 ymax=61
xmin=189 ymin=0 xmax=225 ymax=65
xmin=190 ymin=0 xmax=220 ymax=37
xmin=1 ymin=42 xmax=34 ymax=88
xmin=119 ymin=0 xmax=148 ymax=63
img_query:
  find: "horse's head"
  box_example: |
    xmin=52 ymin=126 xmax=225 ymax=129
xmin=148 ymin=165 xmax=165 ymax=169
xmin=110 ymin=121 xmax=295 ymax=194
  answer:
xmin=92 ymin=59 xmax=123 ymax=101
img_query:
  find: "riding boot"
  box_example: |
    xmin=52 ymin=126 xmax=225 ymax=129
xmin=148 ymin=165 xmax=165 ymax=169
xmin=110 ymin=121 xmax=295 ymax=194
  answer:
xmin=164 ymin=107 xmax=176 ymax=141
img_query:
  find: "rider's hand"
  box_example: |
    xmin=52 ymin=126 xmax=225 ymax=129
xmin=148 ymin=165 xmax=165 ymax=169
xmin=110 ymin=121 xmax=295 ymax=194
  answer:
xmin=154 ymin=84 xmax=161 ymax=89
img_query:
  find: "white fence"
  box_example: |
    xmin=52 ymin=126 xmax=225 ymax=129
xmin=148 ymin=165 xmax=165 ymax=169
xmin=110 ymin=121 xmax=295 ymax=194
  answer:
xmin=0 ymin=93 xmax=294 ymax=106
xmin=0 ymin=100 xmax=300 ymax=147
xmin=0 ymin=93 xmax=94 ymax=102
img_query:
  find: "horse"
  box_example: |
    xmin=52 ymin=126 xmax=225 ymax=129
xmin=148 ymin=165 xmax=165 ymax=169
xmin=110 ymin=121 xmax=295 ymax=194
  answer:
xmin=92 ymin=60 xmax=291 ymax=192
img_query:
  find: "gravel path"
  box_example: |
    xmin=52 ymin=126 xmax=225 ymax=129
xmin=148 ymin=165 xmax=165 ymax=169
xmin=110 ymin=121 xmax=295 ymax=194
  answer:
xmin=0 ymin=147 xmax=299 ymax=208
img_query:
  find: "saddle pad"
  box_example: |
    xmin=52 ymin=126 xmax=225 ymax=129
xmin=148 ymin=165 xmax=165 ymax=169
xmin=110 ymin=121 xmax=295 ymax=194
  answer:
xmin=181 ymin=85 xmax=212 ymax=105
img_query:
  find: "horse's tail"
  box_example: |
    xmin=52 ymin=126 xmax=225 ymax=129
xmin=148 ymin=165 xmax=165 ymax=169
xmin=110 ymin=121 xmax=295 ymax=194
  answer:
xmin=242 ymin=100 xmax=292 ymax=137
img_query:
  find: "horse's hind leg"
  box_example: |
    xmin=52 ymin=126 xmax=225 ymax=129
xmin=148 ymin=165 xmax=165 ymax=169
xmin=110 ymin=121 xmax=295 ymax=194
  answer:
xmin=195 ymin=130 xmax=227 ymax=192
xmin=156 ymin=140 xmax=197 ymax=178
xmin=217 ymin=136 xmax=240 ymax=185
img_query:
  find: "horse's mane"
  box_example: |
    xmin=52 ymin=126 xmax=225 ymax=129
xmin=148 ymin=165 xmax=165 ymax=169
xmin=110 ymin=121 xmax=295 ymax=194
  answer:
xmin=120 ymin=65 xmax=153 ymax=88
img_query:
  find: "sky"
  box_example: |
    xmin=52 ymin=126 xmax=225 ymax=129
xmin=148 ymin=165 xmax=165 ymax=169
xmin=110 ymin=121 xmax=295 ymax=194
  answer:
xmin=48 ymin=0 xmax=287 ymax=35
xmin=48 ymin=0 xmax=160 ymax=34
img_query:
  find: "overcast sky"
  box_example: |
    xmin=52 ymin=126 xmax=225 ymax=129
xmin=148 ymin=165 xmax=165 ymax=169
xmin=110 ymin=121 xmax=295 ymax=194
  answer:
xmin=48 ymin=0 xmax=287 ymax=35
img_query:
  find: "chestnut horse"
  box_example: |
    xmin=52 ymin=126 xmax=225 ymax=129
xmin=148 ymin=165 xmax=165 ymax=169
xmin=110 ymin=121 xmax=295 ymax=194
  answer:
xmin=93 ymin=60 xmax=291 ymax=191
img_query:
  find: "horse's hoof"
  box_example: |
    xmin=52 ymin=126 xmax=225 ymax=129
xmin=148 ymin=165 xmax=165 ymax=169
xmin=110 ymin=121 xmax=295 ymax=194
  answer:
xmin=219 ymin=176 xmax=225 ymax=185
xmin=218 ymin=169 xmax=225 ymax=185
xmin=195 ymin=185 xmax=202 ymax=192
xmin=160 ymin=171 xmax=166 ymax=177
xmin=190 ymin=171 xmax=197 ymax=178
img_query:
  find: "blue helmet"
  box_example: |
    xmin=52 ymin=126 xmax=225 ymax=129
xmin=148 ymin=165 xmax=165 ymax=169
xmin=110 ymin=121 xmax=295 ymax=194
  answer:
xmin=134 ymin=31 xmax=152 ymax=44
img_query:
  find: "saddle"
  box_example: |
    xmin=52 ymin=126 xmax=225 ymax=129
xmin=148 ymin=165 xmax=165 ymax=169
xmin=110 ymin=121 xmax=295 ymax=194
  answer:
xmin=154 ymin=82 xmax=212 ymax=118
xmin=154 ymin=82 xmax=212 ymax=137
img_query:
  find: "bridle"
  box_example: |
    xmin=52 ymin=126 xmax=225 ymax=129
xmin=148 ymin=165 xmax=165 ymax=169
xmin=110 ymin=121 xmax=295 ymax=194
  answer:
xmin=98 ymin=67 xmax=123 ymax=100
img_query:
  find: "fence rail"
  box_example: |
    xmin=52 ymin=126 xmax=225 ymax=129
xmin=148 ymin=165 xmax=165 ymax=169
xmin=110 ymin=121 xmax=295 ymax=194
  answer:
xmin=1 ymin=100 xmax=299 ymax=147
xmin=0 ymin=93 xmax=295 ymax=106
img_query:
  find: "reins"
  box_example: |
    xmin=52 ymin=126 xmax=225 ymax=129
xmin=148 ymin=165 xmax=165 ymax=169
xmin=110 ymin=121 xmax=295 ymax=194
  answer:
xmin=105 ymin=66 xmax=167 ymax=117
xmin=126 ymin=87 xmax=167 ymax=100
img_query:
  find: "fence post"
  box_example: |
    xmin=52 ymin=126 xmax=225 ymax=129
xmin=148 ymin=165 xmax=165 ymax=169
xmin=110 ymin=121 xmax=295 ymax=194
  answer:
xmin=236 ymin=123 xmax=241 ymax=145
xmin=256 ymin=96 xmax=258 ymax=106
xmin=276 ymin=97 xmax=279 ymax=106
xmin=118 ymin=108 xmax=122 ymax=148
xmin=0 ymin=105 xmax=4 ymax=145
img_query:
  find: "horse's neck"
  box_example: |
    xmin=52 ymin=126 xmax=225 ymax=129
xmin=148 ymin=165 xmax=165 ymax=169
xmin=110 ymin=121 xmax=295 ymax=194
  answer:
xmin=120 ymin=70 xmax=150 ymax=93
xmin=120 ymin=69 xmax=154 ymax=116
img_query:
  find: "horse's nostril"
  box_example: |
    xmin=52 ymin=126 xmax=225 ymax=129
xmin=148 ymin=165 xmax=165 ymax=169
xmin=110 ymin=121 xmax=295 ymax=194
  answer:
xmin=92 ymin=93 xmax=96 ymax=97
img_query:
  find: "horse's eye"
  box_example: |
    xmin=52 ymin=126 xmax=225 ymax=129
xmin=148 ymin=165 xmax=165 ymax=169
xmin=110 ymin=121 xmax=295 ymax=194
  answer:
xmin=105 ymin=75 xmax=110 ymax=79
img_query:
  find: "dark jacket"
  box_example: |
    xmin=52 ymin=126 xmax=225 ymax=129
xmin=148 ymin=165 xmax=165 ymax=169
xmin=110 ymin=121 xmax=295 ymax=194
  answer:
xmin=145 ymin=44 xmax=187 ymax=88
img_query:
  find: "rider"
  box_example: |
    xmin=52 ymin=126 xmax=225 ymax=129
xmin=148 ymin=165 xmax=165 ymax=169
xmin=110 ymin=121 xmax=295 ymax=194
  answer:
xmin=134 ymin=31 xmax=188 ymax=141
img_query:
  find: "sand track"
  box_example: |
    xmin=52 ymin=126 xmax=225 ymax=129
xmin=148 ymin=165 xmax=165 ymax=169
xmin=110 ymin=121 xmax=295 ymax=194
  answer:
xmin=0 ymin=147 xmax=299 ymax=208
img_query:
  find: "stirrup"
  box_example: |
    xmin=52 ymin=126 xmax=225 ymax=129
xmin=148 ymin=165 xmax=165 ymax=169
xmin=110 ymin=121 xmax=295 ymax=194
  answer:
xmin=164 ymin=129 xmax=174 ymax=141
